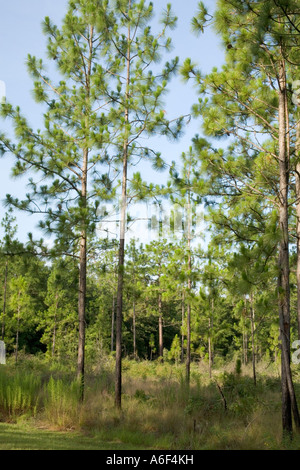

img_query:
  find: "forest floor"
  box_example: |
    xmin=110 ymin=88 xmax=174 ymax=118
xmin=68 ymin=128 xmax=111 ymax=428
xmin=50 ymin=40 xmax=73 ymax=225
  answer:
xmin=1 ymin=355 xmax=300 ymax=450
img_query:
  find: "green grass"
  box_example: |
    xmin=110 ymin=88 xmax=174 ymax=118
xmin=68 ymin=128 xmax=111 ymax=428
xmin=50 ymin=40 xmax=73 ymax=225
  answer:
xmin=0 ymin=422 xmax=154 ymax=450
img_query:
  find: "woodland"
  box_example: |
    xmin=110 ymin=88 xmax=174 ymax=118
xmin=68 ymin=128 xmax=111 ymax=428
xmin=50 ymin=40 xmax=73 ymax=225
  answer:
xmin=1 ymin=0 xmax=300 ymax=451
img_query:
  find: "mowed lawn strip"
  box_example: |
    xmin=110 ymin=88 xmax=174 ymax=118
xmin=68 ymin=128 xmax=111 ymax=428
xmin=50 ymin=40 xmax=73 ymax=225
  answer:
xmin=0 ymin=422 xmax=152 ymax=450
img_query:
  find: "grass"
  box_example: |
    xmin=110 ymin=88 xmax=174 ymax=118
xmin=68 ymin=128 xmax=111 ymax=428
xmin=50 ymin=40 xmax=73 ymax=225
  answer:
xmin=1 ymin=355 xmax=300 ymax=450
xmin=0 ymin=422 xmax=151 ymax=450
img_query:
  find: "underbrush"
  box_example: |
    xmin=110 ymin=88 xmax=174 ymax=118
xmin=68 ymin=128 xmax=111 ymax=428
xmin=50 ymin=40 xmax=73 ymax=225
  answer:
xmin=0 ymin=355 xmax=299 ymax=449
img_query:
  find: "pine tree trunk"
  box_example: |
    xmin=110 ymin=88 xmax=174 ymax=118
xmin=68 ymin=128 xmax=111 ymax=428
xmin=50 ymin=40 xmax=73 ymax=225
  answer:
xmin=250 ymin=294 xmax=256 ymax=386
xmin=15 ymin=297 xmax=20 ymax=363
xmin=208 ymin=298 xmax=214 ymax=380
xmin=186 ymin=290 xmax=191 ymax=382
xmin=243 ymin=328 xmax=248 ymax=365
xmin=111 ymin=295 xmax=115 ymax=352
xmin=115 ymin=232 xmax=125 ymax=408
xmin=242 ymin=299 xmax=248 ymax=365
xmin=77 ymin=229 xmax=87 ymax=400
xmin=133 ymin=298 xmax=137 ymax=359
xmin=77 ymin=26 xmax=94 ymax=401
xmin=186 ymin=190 xmax=192 ymax=384
xmin=158 ymin=293 xmax=163 ymax=358
xmin=77 ymin=25 xmax=93 ymax=402
xmin=52 ymin=295 xmax=58 ymax=358
xmin=181 ymin=291 xmax=185 ymax=363
xmin=278 ymin=58 xmax=300 ymax=434
xmin=296 ymin=121 xmax=300 ymax=341
xmin=115 ymin=6 xmax=131 ymax=407
xmin=77 ymin=146 xmax=88 ymax=401
xmin=1 ymin=260 xmax=8 ymax=341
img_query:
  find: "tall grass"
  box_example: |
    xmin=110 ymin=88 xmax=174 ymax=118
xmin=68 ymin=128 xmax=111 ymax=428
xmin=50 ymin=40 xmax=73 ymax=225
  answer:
xmin=43 ymin=376 xmax=81 ymax=429
xmin=0 ymin=366 xmax=41 ymax=419
xmin=0 ymin=357 xmax=300 ymax=449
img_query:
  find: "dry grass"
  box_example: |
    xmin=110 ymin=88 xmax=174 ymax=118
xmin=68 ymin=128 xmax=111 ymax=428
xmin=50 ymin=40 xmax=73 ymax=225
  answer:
xmin=2 ymin=355 xmax=300 ymax=449
xmin=72 ymin=359 xmax=300 ymax=449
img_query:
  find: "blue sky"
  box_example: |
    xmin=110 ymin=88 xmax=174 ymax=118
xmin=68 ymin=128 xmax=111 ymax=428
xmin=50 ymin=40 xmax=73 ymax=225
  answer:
xmin=0 ymin=0 xmax=224 ymax=245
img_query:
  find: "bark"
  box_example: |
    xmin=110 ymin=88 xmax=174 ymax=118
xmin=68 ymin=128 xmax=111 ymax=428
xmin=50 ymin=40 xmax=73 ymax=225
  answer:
xmin=296 ymin=121 xmax=300 ymax=340
xmin=243 ymin=327 xmax=248 ymax=366
xmin=158 ymin=293 xmax=163 ymax=358
xmin=208 ymin=298 xmax=214 ymax=380
xmin=15 ymin=293 xmax=20 ymax=363
xmin=250 ymin=294 xmax=256 ymax=386
xmin=186 ymin=287 xmax=191 ymax=382
xmin=77 ymin=25 xmax=93 ymax=402
xmin=111 ymin=295 xmax=115 ymax=352
xmin=1 ymin=260 xmax=8 ymax=341
xmin=77 ymin=134 xmax=89 ymax=400
xmin=133 ymin=298 xmax=137 ymax=359
xmin=278 ymin=58 xmax=300 ymax=434
xmin=186 ymin=187 xmax=192 ymax=384
xmin=115 ymin=230 xmax=125 ymax=408
xmin=181 ymin=291 xmax=185 ymax=363
xmin=52 ymin=294 xmax=58 ymax=358
xmin=77 ymin=223 xmax=87 ymax=401
xmin=115 ymin=3 xmax=131 ymax=408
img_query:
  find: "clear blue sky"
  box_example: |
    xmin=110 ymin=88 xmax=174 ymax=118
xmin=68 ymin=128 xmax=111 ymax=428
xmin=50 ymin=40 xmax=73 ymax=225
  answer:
xmin=0 ymin=0 xmax=224 ymax=244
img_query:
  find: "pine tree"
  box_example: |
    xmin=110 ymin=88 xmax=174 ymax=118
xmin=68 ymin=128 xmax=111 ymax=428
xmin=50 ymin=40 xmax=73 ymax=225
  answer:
xmin=0 ymin=0 xmax=117 ymax=399
xmin=167 ymin=147 xmax=202 ymax=383
xmin=99 ymin=0 xmax=183 ymax=409
xmin=9 ymin=275 xmax=32 ymax=362
xmin=0 ymin=209 xmax=17 ymax=340
xmin=183 ymin=0 xmax=300 ymax=436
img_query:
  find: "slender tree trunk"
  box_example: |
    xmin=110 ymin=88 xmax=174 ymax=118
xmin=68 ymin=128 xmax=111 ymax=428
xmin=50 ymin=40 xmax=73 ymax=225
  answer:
xmin=186 ymin=293 xmax=191 ymax=382
xmin=15 ymin=296 xmax=20 ymax=363
xmin=186 ymin=187 xmax=192 ymax=384
xmin=158 ymin=293 xmax=163 ymax=358
xmin=77 ymin=226 xmax=87 ymax=400
xmin=2 ymin=260 xmax=8 ymax=341
xmin=115 ymin=174 xmax=127 ymax=407
xmin=243 ymin=298 xmax=248 ymax=365
xmin=278 ymin=58 xmax=300 ymax=434
xmin=52 ymin=294 xmax=58 ymax=358
xmin=77 ymin=146 xmax=88 ymax=401
xmin=208 ymin=298 xmax=214 ymax=380
xmin=133 ymin=298 xmax=137 ymax=359
xmin=181 ymin=291 xmax=185 ymax=363
xmin=111 ymin=294 xmax=115 ymax=352
xmin=115 ymin=4 xmax=131 ymax=409
xmin=296 ymin=120 xmax=300 ymax=341
xmin=77 ymin=25 xmax=93 ymax=402
xmin=250 ymin=294 xmax=256 ymax=386
xmin=243 ymin=328 xmax=248 ymax=365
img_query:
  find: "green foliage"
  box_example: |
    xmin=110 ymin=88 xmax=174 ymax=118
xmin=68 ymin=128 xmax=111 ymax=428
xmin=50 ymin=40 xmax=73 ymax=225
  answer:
xmin=169 ymin=334 xmax=181 ymax=364
xmin=235 ymin=358 xmax=242 ymax=376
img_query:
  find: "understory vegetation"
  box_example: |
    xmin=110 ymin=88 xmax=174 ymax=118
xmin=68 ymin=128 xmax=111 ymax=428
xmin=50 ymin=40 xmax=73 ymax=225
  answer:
xmin=1 ymin=354 xmax=300 ymax=450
